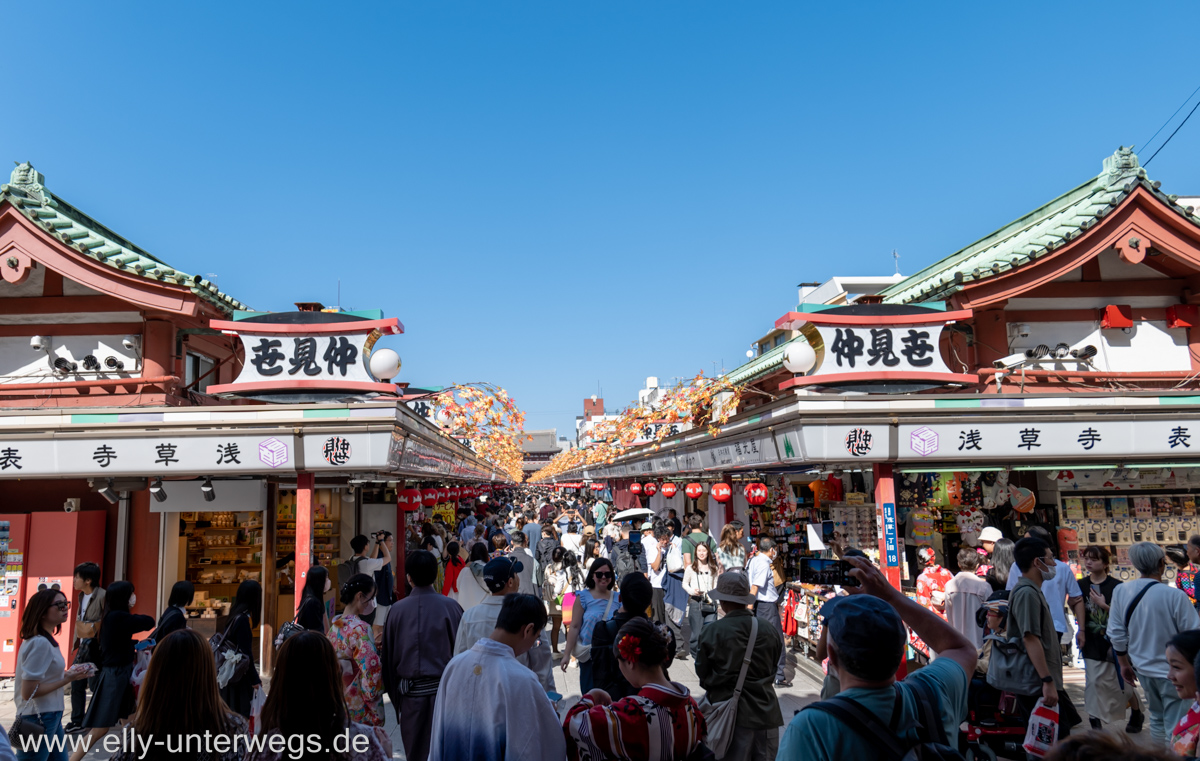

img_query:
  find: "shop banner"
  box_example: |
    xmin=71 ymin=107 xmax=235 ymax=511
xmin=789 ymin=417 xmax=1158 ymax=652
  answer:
xmin=898 ymin=419 xmax=1200 ymax=461
xmin=301 ymin=431 xmax=392 ymax=471
xmin=653 ymin=454 xmax=678 ymax=473
xmin=0 ymin=434 xmax=295 ymax=478
xmin=881 ymin=501 xmax=899 ymax=566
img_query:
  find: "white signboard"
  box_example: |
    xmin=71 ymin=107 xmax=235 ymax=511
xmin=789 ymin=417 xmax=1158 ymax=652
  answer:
xmin=811 ymin=323 xmax=955 ymax=378
xmin=0 ymin=434 xmax=295 ymax=477
xmin=898 ymin=420 xmax=1200 ymax=461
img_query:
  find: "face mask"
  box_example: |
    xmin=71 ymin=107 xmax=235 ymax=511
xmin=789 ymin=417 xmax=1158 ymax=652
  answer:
xmin=129 ymin=594 xmax=137 ymax=608
xmin=361 ymin=598 xmax=377 ymax=615
xmin=1040 ymin=559 xmax=1057 ymax=580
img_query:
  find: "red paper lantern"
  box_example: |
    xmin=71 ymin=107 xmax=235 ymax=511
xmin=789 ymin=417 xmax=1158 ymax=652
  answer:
xmin=448 ymin=487 xmax=461 ymax=501
xmin=685 ymin=482 xmax=704 ymax=500
xmin=661 ymin=482 xmax=678 ymax=498
xmin=745 ymin=482 xmax=769 ymax=506
xmin=421 ymin=488 xmax=439 ymax=506
xmin=398 ymin=488 xmax=423 ymax=511
xmin=434 ymin=487 xmax=447 ymax=502
xmin=711 ymin=483 xmax=732 ymax=503
xmin=643 ymin=482 xmax=658 ymax=497
xmin=590 ymin=483 xmax=604 ymax=491
xmin=629 ymin=483 xmax=643 ymax=495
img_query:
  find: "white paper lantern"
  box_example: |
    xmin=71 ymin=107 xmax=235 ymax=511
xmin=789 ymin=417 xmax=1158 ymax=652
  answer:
xmin=782 ymin=341 xmax=817 ymax=374
xmin=368 ymin=348 xmax=402 ymax=380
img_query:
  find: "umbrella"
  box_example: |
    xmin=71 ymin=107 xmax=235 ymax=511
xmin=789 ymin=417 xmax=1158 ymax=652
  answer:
xmin=611 ymin=507 xmax=653 ymax=522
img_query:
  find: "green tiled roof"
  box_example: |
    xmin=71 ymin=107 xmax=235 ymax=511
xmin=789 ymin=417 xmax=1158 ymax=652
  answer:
xmin=880 ymin=147 xmax=1200 ymax=305
xmin=2 ymin=163 xmax=250 ymax=313
xmin=723 ymin=335 xmax=807 ymax=386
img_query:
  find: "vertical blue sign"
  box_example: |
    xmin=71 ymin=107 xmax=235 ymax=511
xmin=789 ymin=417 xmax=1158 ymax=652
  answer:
xmin=883 ymin=501 xmax=899 ymax=566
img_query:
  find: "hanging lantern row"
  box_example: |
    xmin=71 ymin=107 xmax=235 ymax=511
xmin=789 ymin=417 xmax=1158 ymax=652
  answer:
xmin=390 ymin=484 xmax=492 ymax=511
xmin=710 ymin=482 xmax=732 ymax=502
xmin=627 ymin=480 xmax=770 ymax=504
xmin=661 ymin=482 xmax=678 ymax=498
xmin=744 ymin=482 xmax=768 ymax=506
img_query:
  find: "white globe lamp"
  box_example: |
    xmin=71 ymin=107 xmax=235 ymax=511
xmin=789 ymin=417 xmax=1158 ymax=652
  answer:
xmin=782 ymin=341 xmax=817 ymax=374
xmin=369 ymin=348 xmax=402 ymax=380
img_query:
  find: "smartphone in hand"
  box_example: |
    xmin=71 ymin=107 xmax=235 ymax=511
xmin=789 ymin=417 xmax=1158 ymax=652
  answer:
xmin=799 ymin=557 xmax=860 ymax=587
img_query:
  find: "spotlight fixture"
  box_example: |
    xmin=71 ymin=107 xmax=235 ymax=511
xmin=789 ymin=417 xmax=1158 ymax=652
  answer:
xmin=1053 ymin=343 xmax=1071 ymax=359
xmin=104 ymin=356 xmax=125 ymax=371
xmin=82 ymin=355 xmax=101 ymax=371
xmin=1071 ymin=345 xmax=1098 ymax=360
xmin=149 ymin=478 xmax=167 ymax=503
xmin=201 ymin=477 xmax=215 ymax=502
xmin=52 ymin=357 xmax=77 ymax=375
xmin=96 ymin=479 xmax=118 ymax=505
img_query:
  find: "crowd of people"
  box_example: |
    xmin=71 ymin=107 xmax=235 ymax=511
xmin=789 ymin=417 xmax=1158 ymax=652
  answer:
xmin=9 ymin=490 xmax=1200 ymax=761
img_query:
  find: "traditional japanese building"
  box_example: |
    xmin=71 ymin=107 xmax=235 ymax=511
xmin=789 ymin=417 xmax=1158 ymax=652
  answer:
xmin=0 ymin=163 xmax=502 ymax=675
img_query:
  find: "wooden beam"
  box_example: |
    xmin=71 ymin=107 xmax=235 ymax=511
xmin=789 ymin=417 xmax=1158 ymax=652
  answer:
xmin=1023 ymin=280 xmax=1183 ymax=299
xmin=0 ymin=296 xmax=130 ymax=314
xmin=42 ymin=270 xmax=63 ymax=297
xmin=1081 ymin=258 xmax=1102 ymax=282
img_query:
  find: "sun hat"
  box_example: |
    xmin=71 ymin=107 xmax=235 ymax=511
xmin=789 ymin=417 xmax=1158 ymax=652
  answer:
xmin=979 ymin=526 xmax=1003 ymax=543
xmin=706 ymin=570 xmax=756 ymax=606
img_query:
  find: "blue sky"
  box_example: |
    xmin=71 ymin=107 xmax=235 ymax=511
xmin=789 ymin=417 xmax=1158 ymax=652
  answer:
xmin=5 ymin=3 xmax=1200 ymax=437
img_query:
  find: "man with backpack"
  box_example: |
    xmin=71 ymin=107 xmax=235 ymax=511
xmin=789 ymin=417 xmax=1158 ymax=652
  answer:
xmin=777 ymin=555 xmax=976 ymax=760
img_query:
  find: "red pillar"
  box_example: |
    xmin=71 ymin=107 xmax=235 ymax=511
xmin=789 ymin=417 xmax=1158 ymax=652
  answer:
xmin=874 ymin=463 xmax=901 ymax=591
xmin=394 ymin=492 xmax=407 ymax=602
xmin=127 ymin=491 xmax=160 ymax=610
xmin=295 ymin=473 xmax=314 ymax=615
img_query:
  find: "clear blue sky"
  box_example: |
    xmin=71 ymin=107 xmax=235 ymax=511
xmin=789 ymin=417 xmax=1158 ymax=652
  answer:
xmin=6 ymin=3 xmax=1200 ymax=437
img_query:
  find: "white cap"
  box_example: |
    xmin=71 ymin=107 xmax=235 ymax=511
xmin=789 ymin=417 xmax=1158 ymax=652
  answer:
xmin=979 ymin=526 xmax=1003 ymax=543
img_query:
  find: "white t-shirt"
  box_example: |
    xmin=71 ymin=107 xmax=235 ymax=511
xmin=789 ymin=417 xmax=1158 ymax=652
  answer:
xmin=351 ymin=555 xmax=387 ymax=575
xmin=748 ymin=553 xmax=778 ymax=603
xmin=646 ymin=542 xmax=667 ymax=588
xmin=78 ymin=592 xmax=93 ymax=621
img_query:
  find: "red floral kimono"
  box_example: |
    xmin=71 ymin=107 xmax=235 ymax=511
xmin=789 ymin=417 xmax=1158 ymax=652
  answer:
xmin=564 ymin=682 xmax=706 ymax=761
xmin=329 ymin=614 xmax=384 ymax=727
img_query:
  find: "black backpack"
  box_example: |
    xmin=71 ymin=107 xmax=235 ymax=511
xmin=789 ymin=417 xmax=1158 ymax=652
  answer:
xmin=804 ymin=678 xmax=965 ymax=761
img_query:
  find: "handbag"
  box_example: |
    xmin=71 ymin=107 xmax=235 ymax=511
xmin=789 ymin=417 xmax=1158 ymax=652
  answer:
xmin=985 ymin=585 xmax=1044 ymax=696
xmin=8 ymin=684 xmax=45 ymax=747
xmin=210 ymin=614 xmax=251 ymax=689
xmin=274 ymin=616 xmax=304 ymax=649
xmin=574 ymin=593 xmax=616 ymax=663
xmin=697 ymin=617 xmax=758 ymax=759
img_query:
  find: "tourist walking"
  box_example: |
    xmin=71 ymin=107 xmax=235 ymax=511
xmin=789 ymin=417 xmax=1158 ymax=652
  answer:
xmin=454 ymin=557 xmax=555 ymax=691
xmin=1108 ymin=541 xmax=1200 ymax=746
xmin=154 ymin=580 xmax=193 ymax=641
xmin=449 ymin=543 xmax=491 ymax=612
xmin=296 ymin=565 xmax=331 ymax=632
xmin=383 ymin=550 xmax=463 ymax=761
xmin=65 ymin=562 xmax=103 ymax=734
xmin=565 ymin=617 xmax=706 ymax=761
xmin=13 ymin=589 xmax=89 ymax=761
xmin=71 ymin=581 xmax=154 ymax=761
xmin=1006 ymin=526 xmax=1085 ymax=661
xmin=747 ymin=537 xmax=788 ymax=686
xmin=1077 ymin=545 xmax=1144 ymax=731
xmin=716 ymin=523 xmax=746 ymax=572
xmin=682 ymin=542 xmax=719 ymax=656
xmin=943 ymin=548 xmax=992 ymax=649
xmin=330 ymin=574 xmax=384 ymax=728
xmin=218 ymin=580 xmax=263 ymax=720
xmin=696 ymin=571 xmax=782 ymax=761
xmin=249 ymin=631 xmax=389 ymax=761
xmin=591 ymin=573 xmax=673 ymax=701
xmin=430 ymin=595 xmax=566 ymax=761
xmin=560 ymin=558 xmax=619 ymax=692
xmin=984 ymin=538 xmax=1015 ymax=593
xmin=509 ymin=531 xmax=539 ymax=597
xmin=110 ymin=628 xmax=247 ymax=761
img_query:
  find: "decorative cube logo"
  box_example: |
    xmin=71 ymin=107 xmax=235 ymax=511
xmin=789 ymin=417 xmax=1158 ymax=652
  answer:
xmin=910 ymin=426 xmax=939 ymax=457
xmin=258 ymin=438 xmax=288 ymax=468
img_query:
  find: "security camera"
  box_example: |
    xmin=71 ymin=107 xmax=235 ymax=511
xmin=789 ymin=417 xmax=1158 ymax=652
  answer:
xmin=992 ymin=352 xmax=1029 ymax=370
xmin=104 ymin=356 xmax=125 ymax=371
xmin=122 ymin=335 xmax=140 ymax=351
xmin=63 ymin=498 xmax=80 ymax=513
xmin=30 ymin=335 xmax=47 ymax=352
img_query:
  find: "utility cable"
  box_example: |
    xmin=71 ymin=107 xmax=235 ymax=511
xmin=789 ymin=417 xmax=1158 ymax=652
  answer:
xmin=1140 ymin=82 xmax=1200 ymax=159
xmin=1145 ymin=96 xmax=1200 ymax=166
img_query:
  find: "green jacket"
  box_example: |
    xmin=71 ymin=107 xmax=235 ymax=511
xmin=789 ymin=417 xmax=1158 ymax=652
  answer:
xmin=695 ymin=608 xmax=784 ymax=730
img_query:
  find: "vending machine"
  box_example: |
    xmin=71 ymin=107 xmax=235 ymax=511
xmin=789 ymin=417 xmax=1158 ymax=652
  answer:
xmin=26 ymin=512 xmax=107 ymax=667
xmin=0 ymin=515 xmax=32 ymax=677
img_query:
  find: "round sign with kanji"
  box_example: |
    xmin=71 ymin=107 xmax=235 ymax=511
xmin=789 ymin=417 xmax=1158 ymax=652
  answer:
xmin=322 ymin=436 xmax=353 ymax=466
xmin=844 ymin=428 xmax=873 ymax=457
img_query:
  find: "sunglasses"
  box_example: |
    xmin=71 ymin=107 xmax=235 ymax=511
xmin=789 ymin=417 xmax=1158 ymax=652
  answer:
xmin=52 ymin=601 xmax=71 ymax=611
xmin=593 ymin=571 xmax=614 ymax=579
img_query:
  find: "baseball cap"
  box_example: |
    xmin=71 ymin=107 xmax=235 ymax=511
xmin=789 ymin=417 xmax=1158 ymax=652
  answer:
xmin=482 ymin=557 xmax=524 ymax=593
xmin=979 ymin=526 xmax=1003 ymax=543
xmin=819 ymin=595 xmax=906 ymax=681
xmin=641 ymin=522 xmax=654 ymax=531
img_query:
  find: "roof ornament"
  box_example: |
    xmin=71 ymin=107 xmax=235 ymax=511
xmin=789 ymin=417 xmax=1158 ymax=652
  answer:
xmin=9 ymin=162 xmax=45 ymax=203
xmin=1102 ymin=146 xmax=1140 ymax=187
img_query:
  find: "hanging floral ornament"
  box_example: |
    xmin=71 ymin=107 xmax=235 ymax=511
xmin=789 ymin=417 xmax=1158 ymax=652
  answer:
xmin=745 ymin=482 xmax=769 ymax=506
xmin=711 ymin=483 xmax=732 ymax=503
xmin=685 ymin=482 xmax=704 ymax=500
xmin=661 ymin=483 xmax=678 ymax=498
xmin=643 ymin=482 xmax=659 ymax=497
xmin=629 ymin=483 xmax=643 ymax=496
xmin=422 ymin=488 xmax=439 ymax=507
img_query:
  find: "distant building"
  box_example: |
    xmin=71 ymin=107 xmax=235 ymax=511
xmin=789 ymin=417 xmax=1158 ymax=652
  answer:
xmin=523 ymin=429 xmax=567 ymax=475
